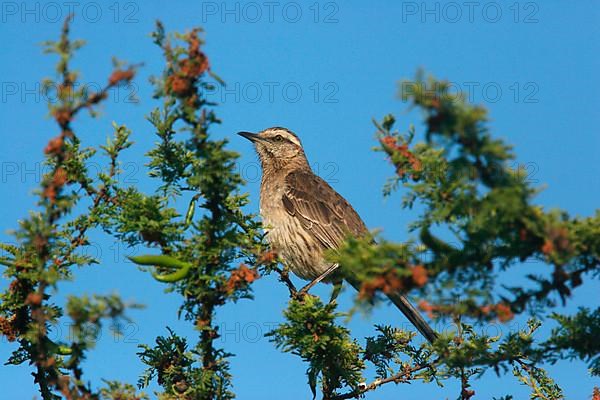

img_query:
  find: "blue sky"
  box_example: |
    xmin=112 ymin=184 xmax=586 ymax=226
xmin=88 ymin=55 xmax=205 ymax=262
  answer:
xmin=1 ymin=1 xmax=599 ymax=398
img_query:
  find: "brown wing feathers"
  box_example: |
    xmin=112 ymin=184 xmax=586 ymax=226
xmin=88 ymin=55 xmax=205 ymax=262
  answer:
xmin=282 ymin=170 xmax=367 ymax=250
xmin=281 ymin=170 xmax=439 ymax=343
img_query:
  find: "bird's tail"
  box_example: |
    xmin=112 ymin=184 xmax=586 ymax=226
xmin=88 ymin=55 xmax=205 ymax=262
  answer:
xmin=384 ymin=291 xmax=438 ymax=343
xmin=348 ymin=279 xmax=438 ymax=343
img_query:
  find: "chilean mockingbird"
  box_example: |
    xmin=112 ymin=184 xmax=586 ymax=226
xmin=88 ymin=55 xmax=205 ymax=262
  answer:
xmin=239 ymin=127 xmax=437 ymax=343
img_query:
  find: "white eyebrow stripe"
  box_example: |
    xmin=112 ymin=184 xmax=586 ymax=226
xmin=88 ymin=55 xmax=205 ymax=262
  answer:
xmin=263 ymin=128 xmax=302 ymax=146
xmin=284 ymin=134 xmax=301 ymax=146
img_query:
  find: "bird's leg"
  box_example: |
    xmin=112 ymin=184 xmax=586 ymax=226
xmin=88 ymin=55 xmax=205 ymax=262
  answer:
xmin=329 ymin=281 xmax=343 ymax=304
xmin=298 ymin=264 xmax=339 ymax=296
xmin=274 ymin=266 xmax=297 ymax=297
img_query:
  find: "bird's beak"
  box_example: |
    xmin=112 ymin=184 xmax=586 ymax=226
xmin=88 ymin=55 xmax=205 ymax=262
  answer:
xmin=237 ymin=131 xmax=262 ymax=143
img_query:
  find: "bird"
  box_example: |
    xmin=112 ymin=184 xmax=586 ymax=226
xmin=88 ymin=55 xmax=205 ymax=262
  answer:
xmin=238 ymin=127 xmax=437 ymax=343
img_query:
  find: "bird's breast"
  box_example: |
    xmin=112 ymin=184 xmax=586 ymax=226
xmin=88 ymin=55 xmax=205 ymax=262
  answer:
xmin=259 ymin=181 xmax=330 ymax=281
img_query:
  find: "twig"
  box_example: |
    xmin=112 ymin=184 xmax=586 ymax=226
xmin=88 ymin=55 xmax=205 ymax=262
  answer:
xmin=331 ymin=362 xmax=436 ymax=400
xmin=298 ymin=264 xmax=339 ymax=295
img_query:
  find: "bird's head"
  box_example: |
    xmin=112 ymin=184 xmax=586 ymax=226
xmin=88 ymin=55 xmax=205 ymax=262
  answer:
xmin=238 ymin=127 xmax=308 ymax=170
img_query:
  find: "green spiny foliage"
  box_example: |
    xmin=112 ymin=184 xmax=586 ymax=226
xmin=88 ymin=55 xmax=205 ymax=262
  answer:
xmin=0 ymin=16 xmax=140 ymax=399
xmin=329 ymin=71 xmax=599 ymax=399
xmin=268 ymin=296 xmax=364 ymax=399
xmin=107 ymin=22 xmax=269 ymax=400
xmin=99 ymin=381 xmax=149 ymax=400
xmin=544 ymin=308 xmax=600 ymax=375
xmin=363 ymin=325 xmax=419 ymax=378
xmin=137 ymin=328 xmax=202 ymax=398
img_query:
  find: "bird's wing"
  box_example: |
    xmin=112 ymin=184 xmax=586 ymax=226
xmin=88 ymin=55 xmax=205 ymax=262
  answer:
xmin=283 ymin=171 xmax=438 ymax=343
xmin=281 ymin=170 xmax=367 ymax=250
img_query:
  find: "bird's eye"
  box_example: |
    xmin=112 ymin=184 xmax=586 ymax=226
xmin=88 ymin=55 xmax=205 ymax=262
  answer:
xmin=274 ymin=135 xmax=284 ymax=142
